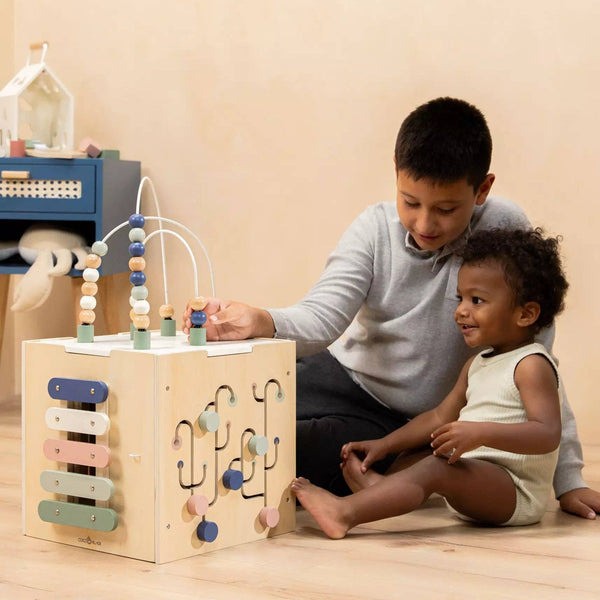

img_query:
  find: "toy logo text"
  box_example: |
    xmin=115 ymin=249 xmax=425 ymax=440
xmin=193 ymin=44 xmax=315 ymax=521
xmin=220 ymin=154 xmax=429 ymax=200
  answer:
xmin=77 ymin=535 xmax=102 ymax=546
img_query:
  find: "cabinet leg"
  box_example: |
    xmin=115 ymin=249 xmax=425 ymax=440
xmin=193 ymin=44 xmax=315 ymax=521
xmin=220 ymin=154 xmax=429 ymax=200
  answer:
xmin=0 ymin=274 xmax=9 ymax=356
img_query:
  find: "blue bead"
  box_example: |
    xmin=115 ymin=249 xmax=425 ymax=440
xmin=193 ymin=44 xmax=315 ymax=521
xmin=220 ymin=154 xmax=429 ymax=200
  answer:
xmin=129 ymin=271 xmax=146 ymax=286
xmin=129 ymin=214 xmax=145 ymax=228
xmin=129 ymin=242 xmax=145 ymax=257
xmin=196 ymin=520 xmax=218 ymax=543
xmin=222 ymin=469 xmax=243 ymax=490
xmin=190 ymin=310 xmax=207 ymax=327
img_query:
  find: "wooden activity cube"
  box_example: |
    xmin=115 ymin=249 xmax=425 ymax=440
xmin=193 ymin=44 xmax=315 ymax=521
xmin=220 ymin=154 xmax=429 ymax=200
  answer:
xmin=22 ymin=333 xmax=296 ymax=563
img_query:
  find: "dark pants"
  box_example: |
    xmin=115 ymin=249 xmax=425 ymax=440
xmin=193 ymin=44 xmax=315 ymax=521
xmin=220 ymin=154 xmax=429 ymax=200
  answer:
xmin=296 ymin=350 xmax=409 ymax=496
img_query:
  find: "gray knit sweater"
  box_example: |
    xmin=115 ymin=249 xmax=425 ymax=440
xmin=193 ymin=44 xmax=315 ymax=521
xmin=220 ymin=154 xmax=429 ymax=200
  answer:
xmin=268 ymin=198 xmax=585 ymax=497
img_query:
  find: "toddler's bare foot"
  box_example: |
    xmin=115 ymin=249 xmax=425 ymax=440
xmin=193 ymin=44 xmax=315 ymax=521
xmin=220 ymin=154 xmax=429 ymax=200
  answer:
xmin=291 ymin=477 xmax=350 ymax=539
xmin=342 ymin=452 xmax=384 ymax=492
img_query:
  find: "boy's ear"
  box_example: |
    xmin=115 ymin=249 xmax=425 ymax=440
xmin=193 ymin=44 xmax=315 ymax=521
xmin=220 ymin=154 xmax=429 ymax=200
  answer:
xmin=475 ymin=173 xmax=495 ymax=206
xmin=516 ymin=301 xmax=541 ymax=328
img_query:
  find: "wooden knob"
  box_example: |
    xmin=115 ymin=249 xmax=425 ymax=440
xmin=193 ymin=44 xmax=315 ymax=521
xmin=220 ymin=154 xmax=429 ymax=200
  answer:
xmin=198 ymin=411 xmax=220 ymax=432
xmin=196 ymin=520 xmax=218 ymax=543
xmin=187 ymin=495 xmax=209 ymax=516
xmin=222 ymin=469 xmax=243 ymax=491
xmin=248 ymin=435 xmax=268 ymax=456
xmin=259 ymin=507 xmax=280 ymax=528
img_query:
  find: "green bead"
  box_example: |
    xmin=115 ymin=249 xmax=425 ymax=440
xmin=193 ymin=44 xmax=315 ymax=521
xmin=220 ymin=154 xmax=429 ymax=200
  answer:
xmin=131 ymin=285 xmax=148 ymax=300
xmin=91 ymin=241 xmax=108 ymax=257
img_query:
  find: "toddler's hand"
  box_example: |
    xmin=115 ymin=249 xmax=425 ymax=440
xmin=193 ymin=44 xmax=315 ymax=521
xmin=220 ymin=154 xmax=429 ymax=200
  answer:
xmin=430 ymin=421 xmax=482 ymax=464
xmin=340 ymin=439 xmax=387 ymax=473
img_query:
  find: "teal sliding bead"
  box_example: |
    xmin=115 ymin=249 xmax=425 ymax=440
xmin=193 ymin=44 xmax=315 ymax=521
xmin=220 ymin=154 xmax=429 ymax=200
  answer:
xmin=133 ymin=329 xmax=151 ymax=350
xmin=190 ymin=327 xmax=207 ymax=346
xmin=77 ymin=324 xmax=94 ymax=343
xmin=161 ymin=318 xmax=176 ymax=337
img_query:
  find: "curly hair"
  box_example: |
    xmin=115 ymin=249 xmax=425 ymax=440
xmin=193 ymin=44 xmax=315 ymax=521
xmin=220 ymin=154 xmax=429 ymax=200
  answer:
xmin=458 ymin=228 xmax=569 ymax=332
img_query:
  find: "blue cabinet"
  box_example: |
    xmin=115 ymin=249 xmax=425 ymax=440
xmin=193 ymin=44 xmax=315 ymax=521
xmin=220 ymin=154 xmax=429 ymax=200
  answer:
xmin=0 ymin=157 xmax=140 ymax=275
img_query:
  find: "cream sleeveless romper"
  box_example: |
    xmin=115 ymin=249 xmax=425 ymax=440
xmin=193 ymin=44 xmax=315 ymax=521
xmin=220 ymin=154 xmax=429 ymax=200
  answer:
xmin=448 ymin=343 xmax=561 ymax=526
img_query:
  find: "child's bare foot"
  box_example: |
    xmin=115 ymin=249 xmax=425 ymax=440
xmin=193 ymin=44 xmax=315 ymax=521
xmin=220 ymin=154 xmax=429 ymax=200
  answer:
xmin=291 ymin=477 xmax=351 ymax=539
xmin=342 ymin=452 xmax=384 ymax=492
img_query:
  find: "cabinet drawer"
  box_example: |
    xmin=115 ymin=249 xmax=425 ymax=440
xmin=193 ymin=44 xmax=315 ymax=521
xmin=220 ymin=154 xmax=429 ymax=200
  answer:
xmin=0 ymin=163 xmax=96 ymax=214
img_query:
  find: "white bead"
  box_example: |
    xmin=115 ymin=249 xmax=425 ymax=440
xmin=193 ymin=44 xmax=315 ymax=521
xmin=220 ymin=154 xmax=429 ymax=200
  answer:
xmin=83 ymin=268 xmax=99 ymax=282
xmin=133 ymin=300 xmax=150 ymax=314
xmin=129 ymin=227 xmax=146 ymax=242
xmin=80 ymin=296 xmax=97 ymax=310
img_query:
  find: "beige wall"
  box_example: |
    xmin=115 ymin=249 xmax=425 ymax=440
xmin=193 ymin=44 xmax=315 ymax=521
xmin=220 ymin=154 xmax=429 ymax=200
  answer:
xmin=1 ymin=1 xmax=598 ymax=442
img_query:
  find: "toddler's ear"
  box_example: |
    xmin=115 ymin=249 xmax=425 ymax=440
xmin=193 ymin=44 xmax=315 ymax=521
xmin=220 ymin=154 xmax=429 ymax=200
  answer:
xmin=516 ymin=301 xmax=541 ymax=328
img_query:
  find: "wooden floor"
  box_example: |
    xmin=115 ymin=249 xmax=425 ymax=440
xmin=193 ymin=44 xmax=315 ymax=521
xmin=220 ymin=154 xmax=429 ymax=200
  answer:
xmin=1 ymin=400 xmax=599 ymax=600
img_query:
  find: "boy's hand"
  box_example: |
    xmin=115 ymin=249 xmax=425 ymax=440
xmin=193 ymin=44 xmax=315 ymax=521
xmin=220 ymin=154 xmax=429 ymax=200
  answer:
xmin=559 ymin=487 xmax=600 ymax=520
xmin=340 ymin=439 xmax=388 ymax=473
xmin=430 ymin=421 xmax=482 ymax=464
xmin=182 ymin=297 xmax=275 ymax=341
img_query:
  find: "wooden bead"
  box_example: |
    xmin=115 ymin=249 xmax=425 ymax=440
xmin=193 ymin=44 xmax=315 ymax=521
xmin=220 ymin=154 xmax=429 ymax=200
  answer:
xmin=189 ymin=296 xmax=208 ymax=311
xmin=85 ymin=254 xmax=102 ymax=269
xmin=81 ymin=282 xmax=98 ymax=296
xmin=132 ymin=314 xmax=150 ymax=330
xmin=79 ymin=309 xmax=96 ymax=324
xmin=128 ymin=256 xmax=146 ymax=271
xmin=159 ymin=304 xmax=175 ymax=318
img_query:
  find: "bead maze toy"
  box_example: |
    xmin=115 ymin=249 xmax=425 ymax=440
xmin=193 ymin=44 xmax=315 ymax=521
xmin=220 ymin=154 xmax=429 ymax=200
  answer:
xmin=22 ymin=178 xmax=296 ymax=563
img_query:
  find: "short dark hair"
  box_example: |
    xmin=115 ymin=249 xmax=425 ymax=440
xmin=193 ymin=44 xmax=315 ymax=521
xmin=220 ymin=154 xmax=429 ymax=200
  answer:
xmin=394 ymin=97 xmax=492 ymax=191
xmin=459 ymin=228 xmax=568 ymax=332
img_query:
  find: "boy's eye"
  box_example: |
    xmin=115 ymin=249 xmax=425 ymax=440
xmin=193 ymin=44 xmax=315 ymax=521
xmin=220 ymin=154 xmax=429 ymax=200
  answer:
xmin=472 ymin=297 xmax=484 ymax=305
xmin=404 ymin=200 xmax=419 ymax=209
xmin=438 ymin=207 xmax=456 ymax=215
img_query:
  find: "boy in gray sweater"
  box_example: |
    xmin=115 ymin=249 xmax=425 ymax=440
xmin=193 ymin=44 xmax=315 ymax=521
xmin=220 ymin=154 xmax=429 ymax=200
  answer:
xmin=184 ymin=98 xmax=599 ymax=519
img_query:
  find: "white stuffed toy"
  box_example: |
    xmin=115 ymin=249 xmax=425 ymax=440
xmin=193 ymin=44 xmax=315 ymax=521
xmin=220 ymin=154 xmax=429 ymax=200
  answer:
xmin=11 ymin=224 xmax=89 ymax=312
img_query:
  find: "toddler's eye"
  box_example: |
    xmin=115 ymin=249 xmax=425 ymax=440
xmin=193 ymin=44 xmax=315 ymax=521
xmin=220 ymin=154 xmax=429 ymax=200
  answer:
xmin=472 ymin=297 xmax=484 ymax=304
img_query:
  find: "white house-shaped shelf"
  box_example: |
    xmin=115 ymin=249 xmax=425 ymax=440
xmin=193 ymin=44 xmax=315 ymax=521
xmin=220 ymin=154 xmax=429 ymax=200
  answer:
xmin=0 ymin=43 xmax=74 ymax=155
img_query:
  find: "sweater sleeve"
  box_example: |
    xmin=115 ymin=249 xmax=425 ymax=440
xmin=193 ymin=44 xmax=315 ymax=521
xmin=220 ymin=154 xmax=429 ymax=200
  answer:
xmin=267 ymin=207 xmax=377 ymax=357
xmin=535 ymin=325 xmax=587 ymax=497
